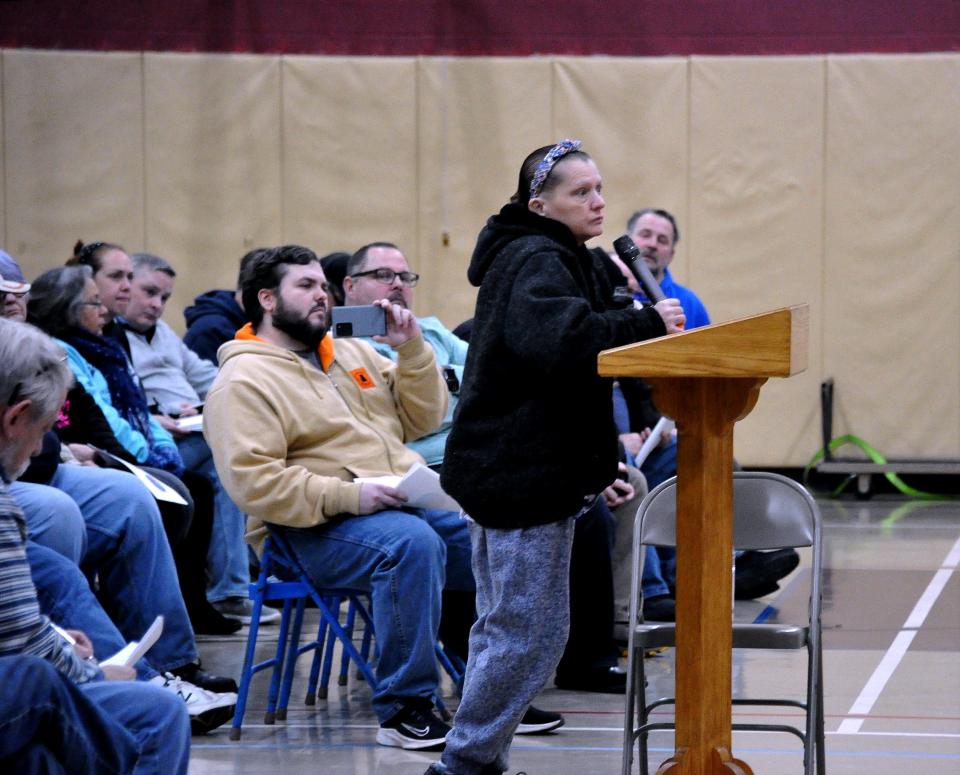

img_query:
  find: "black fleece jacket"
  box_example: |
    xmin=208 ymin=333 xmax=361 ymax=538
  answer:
xmin=440 ymin=203 xmax=667 ymax=528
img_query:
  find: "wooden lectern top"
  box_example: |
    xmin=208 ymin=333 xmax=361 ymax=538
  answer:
xmin=598 ymin=304 xmax=808 ymax=379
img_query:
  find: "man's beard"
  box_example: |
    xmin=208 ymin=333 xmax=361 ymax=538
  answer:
xmin=272 ymin=296 xmax=328 ymax=350
xmin=386 ymin=289 xmax=407 ymax=308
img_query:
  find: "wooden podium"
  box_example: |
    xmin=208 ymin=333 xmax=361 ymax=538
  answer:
xmin=599 ymin=305 xmax=809 ymax=775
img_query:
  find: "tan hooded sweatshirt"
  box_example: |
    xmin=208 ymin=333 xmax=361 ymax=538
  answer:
xmin=203 ymin=324 xmax=446 ymax=553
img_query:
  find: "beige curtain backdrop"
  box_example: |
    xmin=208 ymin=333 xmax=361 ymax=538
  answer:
xmin=2 ymin=50 xmax=957 ymax=465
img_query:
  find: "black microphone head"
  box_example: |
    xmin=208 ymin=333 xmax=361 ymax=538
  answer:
xmin=613 ymin=233 xmax=666 ymax=303
xmin=613 ymin=234 xmax=640 ymax=261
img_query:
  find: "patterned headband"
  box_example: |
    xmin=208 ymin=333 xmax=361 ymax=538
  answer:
xmin=76 ymin=241 xmax=107 ymax=265
xmin=529 ymin=139 xmax=583 ymax=199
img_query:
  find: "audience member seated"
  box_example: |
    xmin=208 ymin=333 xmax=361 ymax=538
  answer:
xmin=6 ymin=252 xmax=234 ymax=637
xmin=26 ymin=262 xmax=239 ymax=638
xmin=183 ymin=247 xmax=267 ymax=364
xmin=204 ymin=245 xmax=474 ymax=751
xmin=0 ymin=316 xmax=235 ymax=739
xmin=613 ymin=208 xmax=800 ymax=616
xmin=0 ymin=249 xmax=30 ymax=321
xmin=319 ymin=251 xmax=351 ymax=307
xmin=115 ymin=251 xmax=276 ymax=626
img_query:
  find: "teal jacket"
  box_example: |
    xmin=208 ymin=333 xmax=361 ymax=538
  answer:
xmin=57 ymin=338 xmax=178 ymax=464
xmin=367 ymin=315 xmax=466 ymax=467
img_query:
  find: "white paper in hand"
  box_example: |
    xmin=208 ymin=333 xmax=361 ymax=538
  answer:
xmin=174 ymin=414 xmax=203 ymax=433
xmin=90 ymin=448 xmax=188 ymax=505
xmin=633 ymin=416 xmax=676 ymax=468
xmin=101 ymin=616 xmax=164 ymax=668
xmin=397 ymin=463 xmax=461 ymax=511
xmin=356 ymin=463 xmax=460 ymax=512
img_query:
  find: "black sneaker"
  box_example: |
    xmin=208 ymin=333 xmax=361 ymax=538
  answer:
xmin=555 ymin=665 xmax=627 ymax=694
xmin=642 ymin=594 xmax=676 ymax=622
xmin=735 ymin=549 xmax=800 ymax=600
xmin=516 ymin=705 xmax=564 ymax=735
xmin=377 ymin=704 xmax=450 ymax=750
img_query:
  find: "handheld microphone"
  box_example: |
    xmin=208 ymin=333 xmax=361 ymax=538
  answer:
xmin=612 ymin=234 xmax=665 ymax=304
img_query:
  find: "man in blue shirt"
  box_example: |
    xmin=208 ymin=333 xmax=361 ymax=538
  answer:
xmin=616 ymin=209 xmax=798 ymax=618
xmin=626 ymin=208 xmax=710 ymax=327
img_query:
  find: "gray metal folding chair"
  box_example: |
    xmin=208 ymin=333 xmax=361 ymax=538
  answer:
xmin=622 ymin=472 xmax=825 ymax=775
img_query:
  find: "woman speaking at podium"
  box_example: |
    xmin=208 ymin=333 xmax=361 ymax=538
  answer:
xmin=434 ymin=140 xmax=685 ymax=775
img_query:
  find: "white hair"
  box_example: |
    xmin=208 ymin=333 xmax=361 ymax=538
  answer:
xmin=0 ymin=318 xmax=73 ymax=419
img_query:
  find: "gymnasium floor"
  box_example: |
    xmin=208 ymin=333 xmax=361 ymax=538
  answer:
xmin=187 ymin=493 xmax=960 ymax=774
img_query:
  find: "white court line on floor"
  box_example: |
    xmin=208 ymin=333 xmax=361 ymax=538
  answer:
xmin=836 ymin=533 xmax=960 ymax=734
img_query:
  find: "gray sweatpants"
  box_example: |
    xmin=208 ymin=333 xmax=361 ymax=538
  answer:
xmin=437 ymin=517 xmax=576 ymax=775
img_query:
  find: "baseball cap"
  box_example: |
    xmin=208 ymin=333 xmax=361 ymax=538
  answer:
xmin=0 ymin=251 xmax=30 ymax=294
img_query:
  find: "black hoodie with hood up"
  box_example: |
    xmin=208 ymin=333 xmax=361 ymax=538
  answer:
xmin=182 ymin=289 xmax=247 ymax=365
xmin=440 ymin=203 xmax=666 ymax=528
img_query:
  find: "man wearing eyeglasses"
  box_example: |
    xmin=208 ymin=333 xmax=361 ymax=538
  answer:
xmin=343 ymin=243 xmax=466 ymax=471
xmin=1 ymin=250 xmax=31 ymax=321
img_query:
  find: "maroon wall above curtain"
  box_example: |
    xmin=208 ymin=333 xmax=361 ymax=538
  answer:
xmin=1 ymin=1 xmax=957 ymax=56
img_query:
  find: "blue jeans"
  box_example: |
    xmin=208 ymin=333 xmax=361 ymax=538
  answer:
xmin=14 ymin=466 xmax=198 ymax=673
xmin=274 ymin=507 xmax=473 ymax=723
xmin=177 ymin=433 xmax=249 ymax=602
xmin=0 ymin=655 xmax=139 ymax=774
xmin=24 ymin=484 xmax=198 ymax=678
xmin=27 ymin=541 xmax=159 ymax=679
xmin=82 ymin=679 xmax=190 ymax=774
xmin=9 ymin=477 xmax=87 ymax=563
xmin=641 ymin=436 xmax=678 ymax=492
xmin=640 ymin=440 xmax=678 ymax=598
xmin=0 ymin=657 xmax=190 ymax=775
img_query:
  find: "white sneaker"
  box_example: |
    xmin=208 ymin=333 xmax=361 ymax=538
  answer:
xmin=213 ymin=597 xmax=281 ymax=625
xmin=149 ymin=672 xmax=237 ymax=735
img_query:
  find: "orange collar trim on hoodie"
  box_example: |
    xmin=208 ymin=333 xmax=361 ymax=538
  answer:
xmin=235 ymin=323 xmax=335 ymax=371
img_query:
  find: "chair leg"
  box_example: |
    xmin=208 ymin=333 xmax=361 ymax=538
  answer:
xmin=264 ymin=599 xmax=295 ymax=725
xmin=276 ymin=597 xmax=307 ymax=720
xmin=318 ymin=596 xmax=341 ymax=698
xmin=432 ymin=644 xmax=459 ymax=721
xmin=622 ymin=644 xmax=637 ymax=775
xmin=338 ymin=597 xmax=358 ymax=687
xmin=229 ymin=586 xmax=265 ymax=741
xmin=359 ymin=611 xmax=374 ymax=671
xmin=306 ymin=607 xmax=332 ymax=703
xmin=354 ymin=595 xmax=376 ymax=678
xmin=310 ymin=591 xmax=379 ymax=688
xmin=230 ymin=572 xmax=270 ymax=740
xmin=816 ymin=648 xmax=826 ymax=775
xmin=637 ymin=653 xmax=650 ymax=775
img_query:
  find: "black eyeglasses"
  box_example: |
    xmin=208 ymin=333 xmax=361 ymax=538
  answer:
xmin=1 ymin=290 xmax=28 ymax=299
xmin=349 ymin=268 xmax=420 ymax=287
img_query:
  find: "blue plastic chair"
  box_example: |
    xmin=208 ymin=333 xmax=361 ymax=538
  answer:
xmin=230 ymin=531 xmax=467 ymax=738
xmin=229 ymin=533 xmax=378 ymax=740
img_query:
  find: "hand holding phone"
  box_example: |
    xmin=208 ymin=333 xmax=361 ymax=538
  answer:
xmin=331 ymin=305 xmax=387 ymax=338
